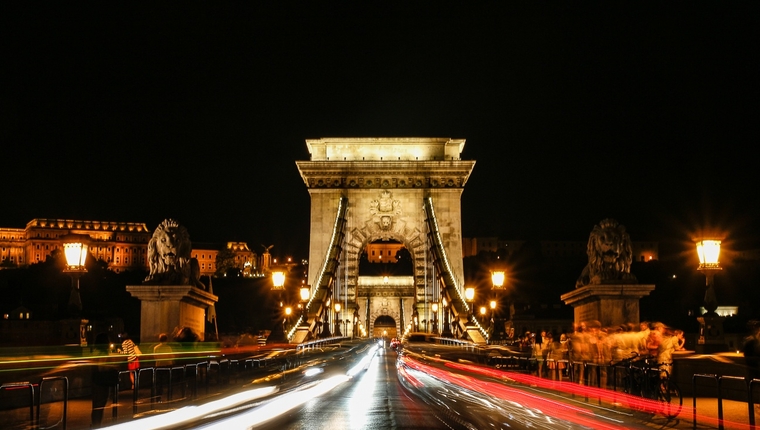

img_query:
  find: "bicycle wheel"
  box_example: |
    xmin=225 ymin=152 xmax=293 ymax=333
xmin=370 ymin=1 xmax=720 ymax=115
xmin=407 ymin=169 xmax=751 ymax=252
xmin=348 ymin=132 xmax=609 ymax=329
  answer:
xmin=658 ymin=379 xmax=683 ymax=419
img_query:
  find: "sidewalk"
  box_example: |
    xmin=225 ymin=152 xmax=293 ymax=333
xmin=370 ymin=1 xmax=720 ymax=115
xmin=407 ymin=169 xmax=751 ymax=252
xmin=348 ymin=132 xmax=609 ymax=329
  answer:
xmin=670 ymin=397 xmax=758 ymax=430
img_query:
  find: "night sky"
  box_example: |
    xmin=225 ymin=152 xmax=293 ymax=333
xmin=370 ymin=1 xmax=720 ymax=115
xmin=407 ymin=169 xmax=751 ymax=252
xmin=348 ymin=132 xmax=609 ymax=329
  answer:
xmin=4 ymin=2 xmax=759 ymax=260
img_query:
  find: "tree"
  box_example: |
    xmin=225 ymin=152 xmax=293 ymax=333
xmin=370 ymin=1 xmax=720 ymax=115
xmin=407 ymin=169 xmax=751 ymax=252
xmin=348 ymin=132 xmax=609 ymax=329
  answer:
xmin=215 ymin=248 xmax=237 ymax=277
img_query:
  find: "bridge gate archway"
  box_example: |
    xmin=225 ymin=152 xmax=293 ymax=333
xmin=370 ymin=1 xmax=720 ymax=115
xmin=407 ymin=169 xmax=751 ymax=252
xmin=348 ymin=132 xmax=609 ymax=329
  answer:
xmin=372 ymin=315 xmax=397 ymax=339
xmin=296 ymin=138 xmax=476 ymax=341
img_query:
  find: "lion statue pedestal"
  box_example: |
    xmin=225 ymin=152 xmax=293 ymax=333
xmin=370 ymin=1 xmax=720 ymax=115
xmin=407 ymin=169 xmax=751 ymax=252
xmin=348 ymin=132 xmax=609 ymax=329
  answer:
xmin=126 ymin=219 xmax=218 ymax=343
xmin=561 ymin=284 xmax=654 ymax=328
xmin=561 ymin=219 xmax=654 ymax=328
xmin=126 ymin=285 xmax=217 ymax=343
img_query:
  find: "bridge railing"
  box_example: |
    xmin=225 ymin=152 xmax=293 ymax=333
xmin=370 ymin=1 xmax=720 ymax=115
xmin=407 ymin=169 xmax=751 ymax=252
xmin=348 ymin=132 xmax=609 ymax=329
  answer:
xmin=0 ymin=353 xmax=300 ymax=429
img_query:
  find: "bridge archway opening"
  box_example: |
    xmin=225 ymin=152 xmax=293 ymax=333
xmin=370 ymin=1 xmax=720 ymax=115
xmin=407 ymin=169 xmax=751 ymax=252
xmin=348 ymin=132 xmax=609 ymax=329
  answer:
xmin=373 ymin=315 xmax=397 ymax=339
xmin=359 ymin=239 xmax=413 ymax=277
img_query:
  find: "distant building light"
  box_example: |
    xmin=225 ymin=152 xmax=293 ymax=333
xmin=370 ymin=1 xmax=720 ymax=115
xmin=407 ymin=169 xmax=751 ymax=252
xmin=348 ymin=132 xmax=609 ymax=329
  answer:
xmin=699 ymin=306 xmax=738 ymax=317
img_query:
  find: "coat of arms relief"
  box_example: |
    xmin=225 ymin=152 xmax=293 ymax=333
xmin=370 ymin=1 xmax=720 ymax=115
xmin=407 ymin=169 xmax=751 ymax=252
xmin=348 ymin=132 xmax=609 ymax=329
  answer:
xmin=369 ymin=190 xmax=403 ymax=239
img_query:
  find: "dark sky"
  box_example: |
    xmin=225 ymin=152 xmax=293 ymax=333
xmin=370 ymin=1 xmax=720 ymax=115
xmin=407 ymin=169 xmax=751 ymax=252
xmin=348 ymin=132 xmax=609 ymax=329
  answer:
xmin=3 ymin=2 xmax=759 ymax=259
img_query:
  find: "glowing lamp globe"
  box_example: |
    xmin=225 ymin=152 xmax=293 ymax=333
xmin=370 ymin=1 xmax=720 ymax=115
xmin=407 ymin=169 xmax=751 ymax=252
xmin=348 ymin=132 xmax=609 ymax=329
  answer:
xmin=491 ymin=271 xmax=505 ymax=290
xmin=696 ymin=240 xmax=721 ymax=270
xmin=62 ymin=234 xmax=89 ymax=271
xmin=271 ymin=271 xmax=286 ymax=290
xmin=465 ymin=287 xmax=475 ymax=302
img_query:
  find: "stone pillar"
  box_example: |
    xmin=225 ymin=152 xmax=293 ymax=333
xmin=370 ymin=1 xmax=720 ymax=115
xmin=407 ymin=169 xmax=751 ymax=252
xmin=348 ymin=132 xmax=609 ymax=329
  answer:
xmin=126 ymin=285 xmax=218 ymax=343
xmin=561 ymin=284 xmax=655 ymax=328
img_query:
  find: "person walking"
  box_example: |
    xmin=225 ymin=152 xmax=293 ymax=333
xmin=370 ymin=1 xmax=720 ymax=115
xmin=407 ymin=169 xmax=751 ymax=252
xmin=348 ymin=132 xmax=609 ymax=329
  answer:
xmin=91 ymin=333 xmax=119 ymax=428
xmin=119 ymin=333 xmax=141 ymax=389
xmin=153 ymin=333 xmax=174 ymax=400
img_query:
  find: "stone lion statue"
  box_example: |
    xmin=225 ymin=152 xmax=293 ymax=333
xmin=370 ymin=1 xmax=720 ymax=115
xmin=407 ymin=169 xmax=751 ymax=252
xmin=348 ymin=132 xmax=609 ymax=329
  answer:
xmin=143 ymin=219 xmax=206 ymax=289
xmin=575 ymin=218 xmax=637 ymax=288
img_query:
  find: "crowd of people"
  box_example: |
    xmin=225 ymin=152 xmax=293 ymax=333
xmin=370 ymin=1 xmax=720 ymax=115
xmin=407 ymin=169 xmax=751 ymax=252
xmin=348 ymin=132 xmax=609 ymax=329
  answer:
xmin=512 ymin=321 xmax=686 ymax=383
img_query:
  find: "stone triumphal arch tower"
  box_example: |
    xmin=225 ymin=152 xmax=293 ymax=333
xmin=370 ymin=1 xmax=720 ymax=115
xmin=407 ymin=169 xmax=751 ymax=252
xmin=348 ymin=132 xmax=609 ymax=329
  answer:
xmin=293 ymin=138 xmax=486 ymax=343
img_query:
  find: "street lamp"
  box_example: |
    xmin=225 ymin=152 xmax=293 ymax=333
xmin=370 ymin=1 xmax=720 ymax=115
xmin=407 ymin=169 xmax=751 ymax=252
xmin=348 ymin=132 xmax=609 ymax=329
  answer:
xmin=271 ymin=271 xmax=286 ymax=293
xmin=284 ymin=306 xmax=292 ymax=333
xmin=696 ymin=239 xmax=726 ymax=352
xmin=63 ymin=234 xmax=89 ymax=315
xmin=334 ymin=303 xmax=342 ymax=336
xmin=353 ymin=310 xmax=359 ymax=339
xmin=321 ymin=298 xmax=332 ymax=338
xmin=441 ymin=297 xmax=452 ymax=337
xmin=431 ymin=302 xmax=439 ymax=335
xmin=268 ymin=271 xmax=286 ymax=343
xmin=479 ymin=306 xmax=487 ymax=324
xmin=412 ymin=308 xmax=419 ymax=332
xmin=465 ymin=287 xmax=475 ymax=319
xmin=697 ymin=239 xmax=722 ymax=315
xmin=299 ymin=286 xmax=310 ymax=325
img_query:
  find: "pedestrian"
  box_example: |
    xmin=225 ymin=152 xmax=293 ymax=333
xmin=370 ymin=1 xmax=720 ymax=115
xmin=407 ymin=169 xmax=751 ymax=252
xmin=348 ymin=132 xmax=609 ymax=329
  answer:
xmin=153 ymin=333 xmax=174 ymax=400
xmin=119 ymin=332 xmax=141 ymax=389
xmin=153 ymin=333 xmax=174 ymax=367
xmin=91 ymin=333 xmax=119 ymax=428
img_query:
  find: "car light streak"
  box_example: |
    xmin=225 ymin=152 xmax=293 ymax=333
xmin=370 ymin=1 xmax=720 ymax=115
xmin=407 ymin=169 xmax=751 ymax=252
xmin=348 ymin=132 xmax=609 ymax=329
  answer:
xmin=197 ymin=375 xmax=350 ymax=429
xmin=347 ymin=344 xmax=378 ymax=377
xmin=399 ymin=354 xmax=628 ymax=430
xmin=303 ymin=367 xmax=324 ymax=377
xmin=443 ymin=360 xmax=755 ymax=429
xmin=188 ymin=345 xmax=379 ymax=429
xmin=101 ymin=386 xmax=277 ymax=430
xmin=444 ymin=361 xmax=673 ymax=413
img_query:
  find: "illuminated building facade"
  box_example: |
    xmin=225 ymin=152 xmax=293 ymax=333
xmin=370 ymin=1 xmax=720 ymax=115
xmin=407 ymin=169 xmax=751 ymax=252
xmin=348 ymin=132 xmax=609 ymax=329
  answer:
xmin=226 ymin=242 xmax=257 ymax=276
xmin=0 ymin=218 xmax=259 ymax=278
xmin=365 ymin=242 xmax=404 ymax=263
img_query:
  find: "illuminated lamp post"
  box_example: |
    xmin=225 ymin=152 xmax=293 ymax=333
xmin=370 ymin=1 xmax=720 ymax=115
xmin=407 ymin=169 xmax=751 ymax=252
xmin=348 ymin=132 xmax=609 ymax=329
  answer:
xmin=431 ymin=302 xmax=439 ymax=335
xmin=489 ymin=300 xmax=497 ymax=327
xmin=465 ymin=287 xmax=475 ymax=320
xmin=299 ymin=286 xmax=310 ymax=326
xmin=63 ymin=234 xmax=89 ymax=316
xmin=695 ymin=239 xmax=727 ymax=353
xmin=321 ymin=298 xmax=332 ymax=338
xmin=479 ymin=306 xmax=487 ymax=324
xmin=412 ymin=308 xmax=419 ymax=332
xmin=352 ymin=310 xmax=359 ymax=339
xmin=334 ymin=303 xmax=342 ymax=337
xmin=268 ymin=270 xmax=286 ymax=343
xmin=284 ymin=306 xmax=292 ymax=333
xmin=491 ymin=269 xmax=506 ymax=319
xmin=441 ymin=297 xmax=453 ymax=338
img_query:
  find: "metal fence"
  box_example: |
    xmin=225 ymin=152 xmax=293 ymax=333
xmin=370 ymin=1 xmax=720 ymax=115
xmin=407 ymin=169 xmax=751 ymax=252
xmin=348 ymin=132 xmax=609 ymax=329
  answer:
xmin=0 ymin=354 xmax=300 ymax=429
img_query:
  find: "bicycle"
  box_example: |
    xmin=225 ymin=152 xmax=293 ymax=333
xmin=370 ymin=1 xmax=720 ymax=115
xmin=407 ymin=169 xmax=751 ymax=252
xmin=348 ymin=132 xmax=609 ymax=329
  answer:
xmin=616 ymin=353 xmax=683 ymax=419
